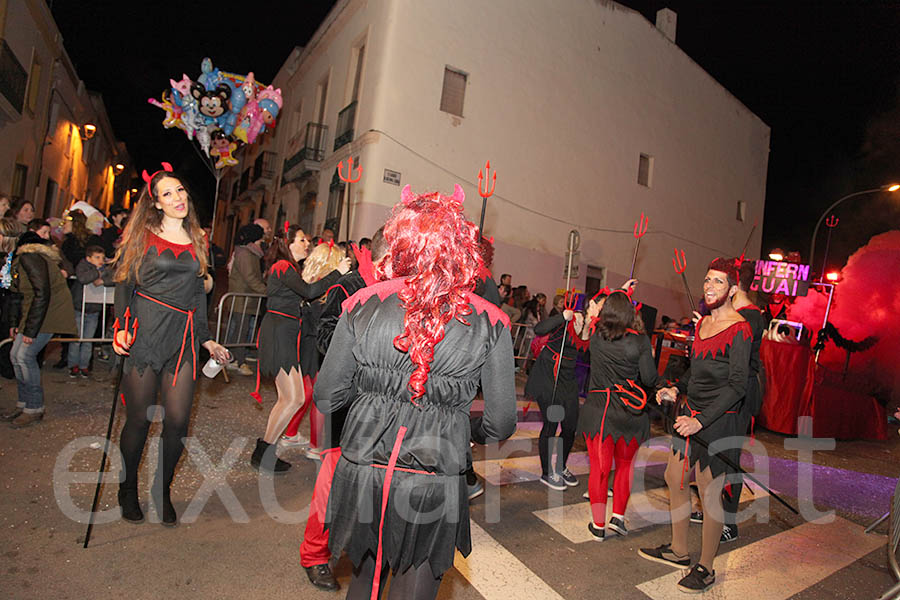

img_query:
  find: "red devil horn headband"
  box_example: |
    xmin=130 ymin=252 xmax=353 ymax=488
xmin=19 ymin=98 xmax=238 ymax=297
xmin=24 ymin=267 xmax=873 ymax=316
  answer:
xmin=141 ymin=162 xmax=174 ymax=196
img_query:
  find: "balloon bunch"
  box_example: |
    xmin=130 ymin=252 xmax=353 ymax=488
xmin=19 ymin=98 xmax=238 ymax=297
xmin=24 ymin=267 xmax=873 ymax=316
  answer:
xmin=148 ymin=57 xmax=283 ymax=169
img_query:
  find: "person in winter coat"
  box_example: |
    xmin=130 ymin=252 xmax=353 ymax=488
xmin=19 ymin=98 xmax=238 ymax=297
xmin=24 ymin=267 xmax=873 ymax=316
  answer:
xmin=3 ymin=231 xmax=76 ymax=427
xmin=225 ymin=223 xmax=267 ymax=375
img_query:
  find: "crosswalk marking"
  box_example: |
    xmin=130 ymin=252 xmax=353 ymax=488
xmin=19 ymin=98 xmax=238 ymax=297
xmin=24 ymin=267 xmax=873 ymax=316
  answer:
xmin=532 ymin=481 xmax=770 ymax=544
xmin=454 ymin=521 xmax=566 ymax=600
xmin=635 ymin=516 xmax=884 ymax=599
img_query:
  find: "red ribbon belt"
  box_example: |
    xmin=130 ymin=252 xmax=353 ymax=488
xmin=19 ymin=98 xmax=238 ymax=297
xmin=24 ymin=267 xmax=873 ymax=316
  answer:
xmin=678 ymin=397 xmax=737 ymax=489
xmin=135 ymin=291 xmax=195 ymax=387
xmin=368 ymin=426 xmax=436 ymax=600
xmin=251 ymin=309 xmax=302 ymax=404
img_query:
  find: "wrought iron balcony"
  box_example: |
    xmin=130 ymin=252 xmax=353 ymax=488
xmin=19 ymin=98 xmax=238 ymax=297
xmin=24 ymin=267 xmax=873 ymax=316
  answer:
xmin=251 ymin=150 xmax=278 ymax=188
xmin=282 ymin=122 xmax=328 ymax=183
xmin=333 ymin=101 xmax=357 ymax=151
xmin=0 ymin=39 xmax=27 ymax=123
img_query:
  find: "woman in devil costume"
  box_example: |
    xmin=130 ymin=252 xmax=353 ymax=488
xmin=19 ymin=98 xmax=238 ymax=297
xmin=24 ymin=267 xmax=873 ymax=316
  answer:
xmin=639 ymin=257 xmax=751 ymax=594
xmin=314 ymin=184 xmax=517 ymax=600
xmin=112 ymin=164 xmax=231 ymax=526
xmin=578 ymin=288 xmax=660 ymax=541
xmin=248 ymin=225 xmax=348 ymax=473
xmin=525 ymin=290 xmax=589 ymax=490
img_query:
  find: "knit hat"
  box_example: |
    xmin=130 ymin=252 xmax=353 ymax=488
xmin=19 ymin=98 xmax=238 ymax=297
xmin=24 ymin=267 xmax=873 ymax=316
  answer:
xmin=236 ymin=223 xmax=264 ymax=246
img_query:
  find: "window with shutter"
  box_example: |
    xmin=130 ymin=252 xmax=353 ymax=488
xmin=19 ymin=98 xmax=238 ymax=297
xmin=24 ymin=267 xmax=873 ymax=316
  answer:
xmin=440 ymin=67 xmax=466 ymax=117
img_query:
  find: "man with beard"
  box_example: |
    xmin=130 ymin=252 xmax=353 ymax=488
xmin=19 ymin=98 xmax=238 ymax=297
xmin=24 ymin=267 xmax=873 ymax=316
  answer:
xmin=640 ymin=257 xmax=751 ymax=594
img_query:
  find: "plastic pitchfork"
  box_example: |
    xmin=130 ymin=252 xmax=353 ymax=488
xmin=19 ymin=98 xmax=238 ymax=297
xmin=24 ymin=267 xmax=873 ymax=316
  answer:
xmin=672 ymin=248 xmax=695 ymax=313
xmin=336 ymin=157 xmax=362 ymax=241
xmin=820 ymin=215 xmax=839 ymax=280
xmin=629 ymin=212 xmax=649 ymax=279
xmin=477 ymin=160 xmax=496 ymax=240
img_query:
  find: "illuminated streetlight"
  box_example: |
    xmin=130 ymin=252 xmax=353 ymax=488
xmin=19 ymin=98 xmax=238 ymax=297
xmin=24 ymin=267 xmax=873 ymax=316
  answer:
xmin=114 ymin=163 xmax=125 ymax=175
xmin=768 ymin=248 xmax=784 ymax=261
xmin=82 ymin=123 xmax=97 ymax=139
xmin=808 ymin=184 xmax=900 ymax=277
xmin=825 ymin=271 xmax=840 ymax=282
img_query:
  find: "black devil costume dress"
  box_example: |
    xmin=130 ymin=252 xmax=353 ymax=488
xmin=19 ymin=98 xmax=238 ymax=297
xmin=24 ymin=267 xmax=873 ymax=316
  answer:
xmin=672 ymin=318 xmax=751 ymax=480
xmin=314 ymin=278 xmax=517 ymax=579
xmin=253 ymin=259 xmax=341 ymax=393
xmin=114 ymin=231 xmax=211 ymax=379
xmin=577 ymin=329 xmax=660 ymax=444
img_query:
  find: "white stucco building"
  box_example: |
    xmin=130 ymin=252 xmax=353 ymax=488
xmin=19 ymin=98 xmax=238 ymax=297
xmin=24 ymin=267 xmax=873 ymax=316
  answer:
xmin=0 ymin=0 xmax=130 ymax=218
xmin=222 ymin=0 xmax=770 ymax=320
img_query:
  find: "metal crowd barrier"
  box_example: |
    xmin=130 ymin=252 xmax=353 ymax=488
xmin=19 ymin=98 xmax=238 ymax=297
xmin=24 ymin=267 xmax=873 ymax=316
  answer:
xmin=878 ymin=478 xmax=900 ymax=600
xmin=510 ymin=322 xmax=534 ymax=362
xmin=214 ymin=292 xmax=266 ymax=350
xmin=50 ymin=283 xmax=115 ymax=343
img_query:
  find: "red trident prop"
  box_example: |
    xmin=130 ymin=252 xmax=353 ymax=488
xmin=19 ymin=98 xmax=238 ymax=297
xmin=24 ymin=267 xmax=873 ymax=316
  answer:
xmin=820 ymin=214 xmax=840 ymax=281
xmin=612 ymin=379 xmax=648 ymax=411
xmin=111 ymin=307 xmax=139 ymax=354
xmin=477 ymin=160 xmax=496 ymax=240
xmin=672 ymin=248 xmax=695 ymax=313
xmin=336 ymin=157 xmax=362 ymax=242
xmin=629 ymin=212 xmax=649 ymax=279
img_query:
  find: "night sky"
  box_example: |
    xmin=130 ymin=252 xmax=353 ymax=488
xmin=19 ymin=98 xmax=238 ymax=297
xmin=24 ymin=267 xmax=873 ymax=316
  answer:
xmin=51 ymin=1 xmax=900 ymax=271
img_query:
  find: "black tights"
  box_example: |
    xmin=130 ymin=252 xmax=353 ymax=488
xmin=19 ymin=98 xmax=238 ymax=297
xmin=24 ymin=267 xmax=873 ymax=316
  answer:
xmin=345 ymin=552 xmax=443 ymax=600
xmin=538 ymin=392 xmax=578 ymax=476
xmin=119 ymin=366 xmax=195 ymax=492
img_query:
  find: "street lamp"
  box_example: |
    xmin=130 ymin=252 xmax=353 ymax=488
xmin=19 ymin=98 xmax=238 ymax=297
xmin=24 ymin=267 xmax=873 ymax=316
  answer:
xmin=768 ymin=248 xmax=784 ymax=261
xmin=808 ymin=184 xmax=900 ymax=277
xmin=82 ymin=123 xmax=97 ymax=139
xmin=114 ymin=163 xmax=125 ymax=175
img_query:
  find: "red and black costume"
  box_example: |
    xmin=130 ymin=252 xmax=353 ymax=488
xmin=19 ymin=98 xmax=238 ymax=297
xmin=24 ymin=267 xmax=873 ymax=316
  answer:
xmin=252 ymin=259 xmax=340 ymax=400
xmin=115 ymin=231 xmax=211 ymax=504
xmin=525 ymin=312 xmax=589 ymax=477
xmin=299 ymin=266 xmax=367 ymax=571
xmin=314 ymin=279 xmax=517 ymax=596
xmin=577 ymin=328 xmax=659 ymax=527
xmin=721 ymin=304 xmax=767 ymax=524
xmin=672 ymin=319 xmax=752 ymax=481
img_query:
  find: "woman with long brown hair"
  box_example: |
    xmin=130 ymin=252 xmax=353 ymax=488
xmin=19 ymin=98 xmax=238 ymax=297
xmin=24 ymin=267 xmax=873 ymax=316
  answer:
xmin=249 ymin=226 xmax=348 ymax=473
xmin=112 ymin=163 xmax=230 ymax=526
xmin=61 ymin=209 xmax=102 ymax=271
xmin=314 ymin=184 xmax=517 ymax=600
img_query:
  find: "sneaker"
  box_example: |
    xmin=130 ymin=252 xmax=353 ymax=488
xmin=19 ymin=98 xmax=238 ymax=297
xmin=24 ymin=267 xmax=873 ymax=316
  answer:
xmin=583 ymin=488 xmax=614 ymax=500
xmin=79 ymin=368 xmax=91 ymax=379
xmin=0 ymin=407 xmax=24 ymax=422
xmin=237 ymin=362 xmax=254 ymax=376
xmin=677 ymin=563 xmax=716 ymax=593
xmin=720 ymin=523 xmax=739 ymax=543
xmin=637 ymin=543 xmax=691 ymax=568
xmin=69 ymin=367 xmax=80 ymax=378
xmin=588 ymin=522 xmax=605 ymax=541
xmin=10 ymin=411 xmax=44 ymax=429
xmin=468 ymin=478 xmax=485 ymax=501
xmin=540 ymin=473 xmax=567 ymax=491
xmin=560 ymin=468 xmax=578 ymax=487
xmin=279 ymin=432 xmax=309 ymax=448
xmin=305 ymin=447 xmax=322 ymax=460
xmin=690 ymin=511 xmax=704 ymax=524
xmin=607 ymin=516 xmax=628 ymax=536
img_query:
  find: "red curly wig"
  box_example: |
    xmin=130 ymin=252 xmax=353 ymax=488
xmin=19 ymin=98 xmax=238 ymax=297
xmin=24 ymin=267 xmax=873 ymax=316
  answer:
xmin=375 ymin=184 xmax=485 ymax=402
xmin=707 ymin=257 xmax=740 ymax=288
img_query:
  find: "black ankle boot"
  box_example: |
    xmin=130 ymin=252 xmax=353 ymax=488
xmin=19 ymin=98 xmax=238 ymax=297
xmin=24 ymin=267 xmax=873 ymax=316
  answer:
xmin=250 ymin=438 xmax=292 ymax=473
xmin=151 ymin=485 xmax=177 ymax=527
xmin=117 ymin=487 xmax=144 ymax=524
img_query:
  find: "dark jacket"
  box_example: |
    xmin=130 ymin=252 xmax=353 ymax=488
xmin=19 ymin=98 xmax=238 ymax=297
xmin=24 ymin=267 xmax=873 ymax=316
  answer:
xmin=61 ymin=233 xmax=103 ymax=275
xmin=14 ymin=242 xmax=76 ymax=337
xmin=316 ymin=270 xmax=365 ymax=355
xmin=227 ymin=244 xmax=266 ymax=313
xmin=71 ymin=259 xmax=115 ymax=314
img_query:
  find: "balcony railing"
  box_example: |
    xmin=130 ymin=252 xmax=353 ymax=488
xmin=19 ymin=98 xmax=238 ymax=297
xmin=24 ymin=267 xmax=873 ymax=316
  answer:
xmin=251 ymin=150 xmax=278 ymax=187
xmin=333 ymin=101 xmax=357 ymax=151
xmin=283 ymin=122 xmax=328 ymax=183
xmin=0 ymin=39 xmax=27 ymax=119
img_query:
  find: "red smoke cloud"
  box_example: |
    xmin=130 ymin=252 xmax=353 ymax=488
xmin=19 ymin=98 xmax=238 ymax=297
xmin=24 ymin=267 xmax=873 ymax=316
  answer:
xmin=787 ymin=230 xmax=900 ymax=400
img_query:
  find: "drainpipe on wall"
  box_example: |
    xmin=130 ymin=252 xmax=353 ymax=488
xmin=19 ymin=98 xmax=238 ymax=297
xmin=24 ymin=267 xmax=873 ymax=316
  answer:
xmin=32 ymin=57 xmax=61 ymax=213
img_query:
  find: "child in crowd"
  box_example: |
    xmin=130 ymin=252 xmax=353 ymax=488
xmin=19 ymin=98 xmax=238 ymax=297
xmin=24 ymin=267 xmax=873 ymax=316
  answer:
xmin=68 ymin=245 xmax=113 ymax=378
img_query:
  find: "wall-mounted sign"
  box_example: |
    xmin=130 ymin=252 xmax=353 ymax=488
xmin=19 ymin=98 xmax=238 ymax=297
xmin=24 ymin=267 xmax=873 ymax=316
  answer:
xmin=751 ymin=260 xmax=811 ymax=296
xmin=383 ymin=169 xmax=401 ymax=186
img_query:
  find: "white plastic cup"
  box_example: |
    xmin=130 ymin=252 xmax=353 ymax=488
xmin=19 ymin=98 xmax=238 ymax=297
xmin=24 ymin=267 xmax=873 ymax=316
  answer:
xmin=202 ymin=357 xmax=224 ymax=378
